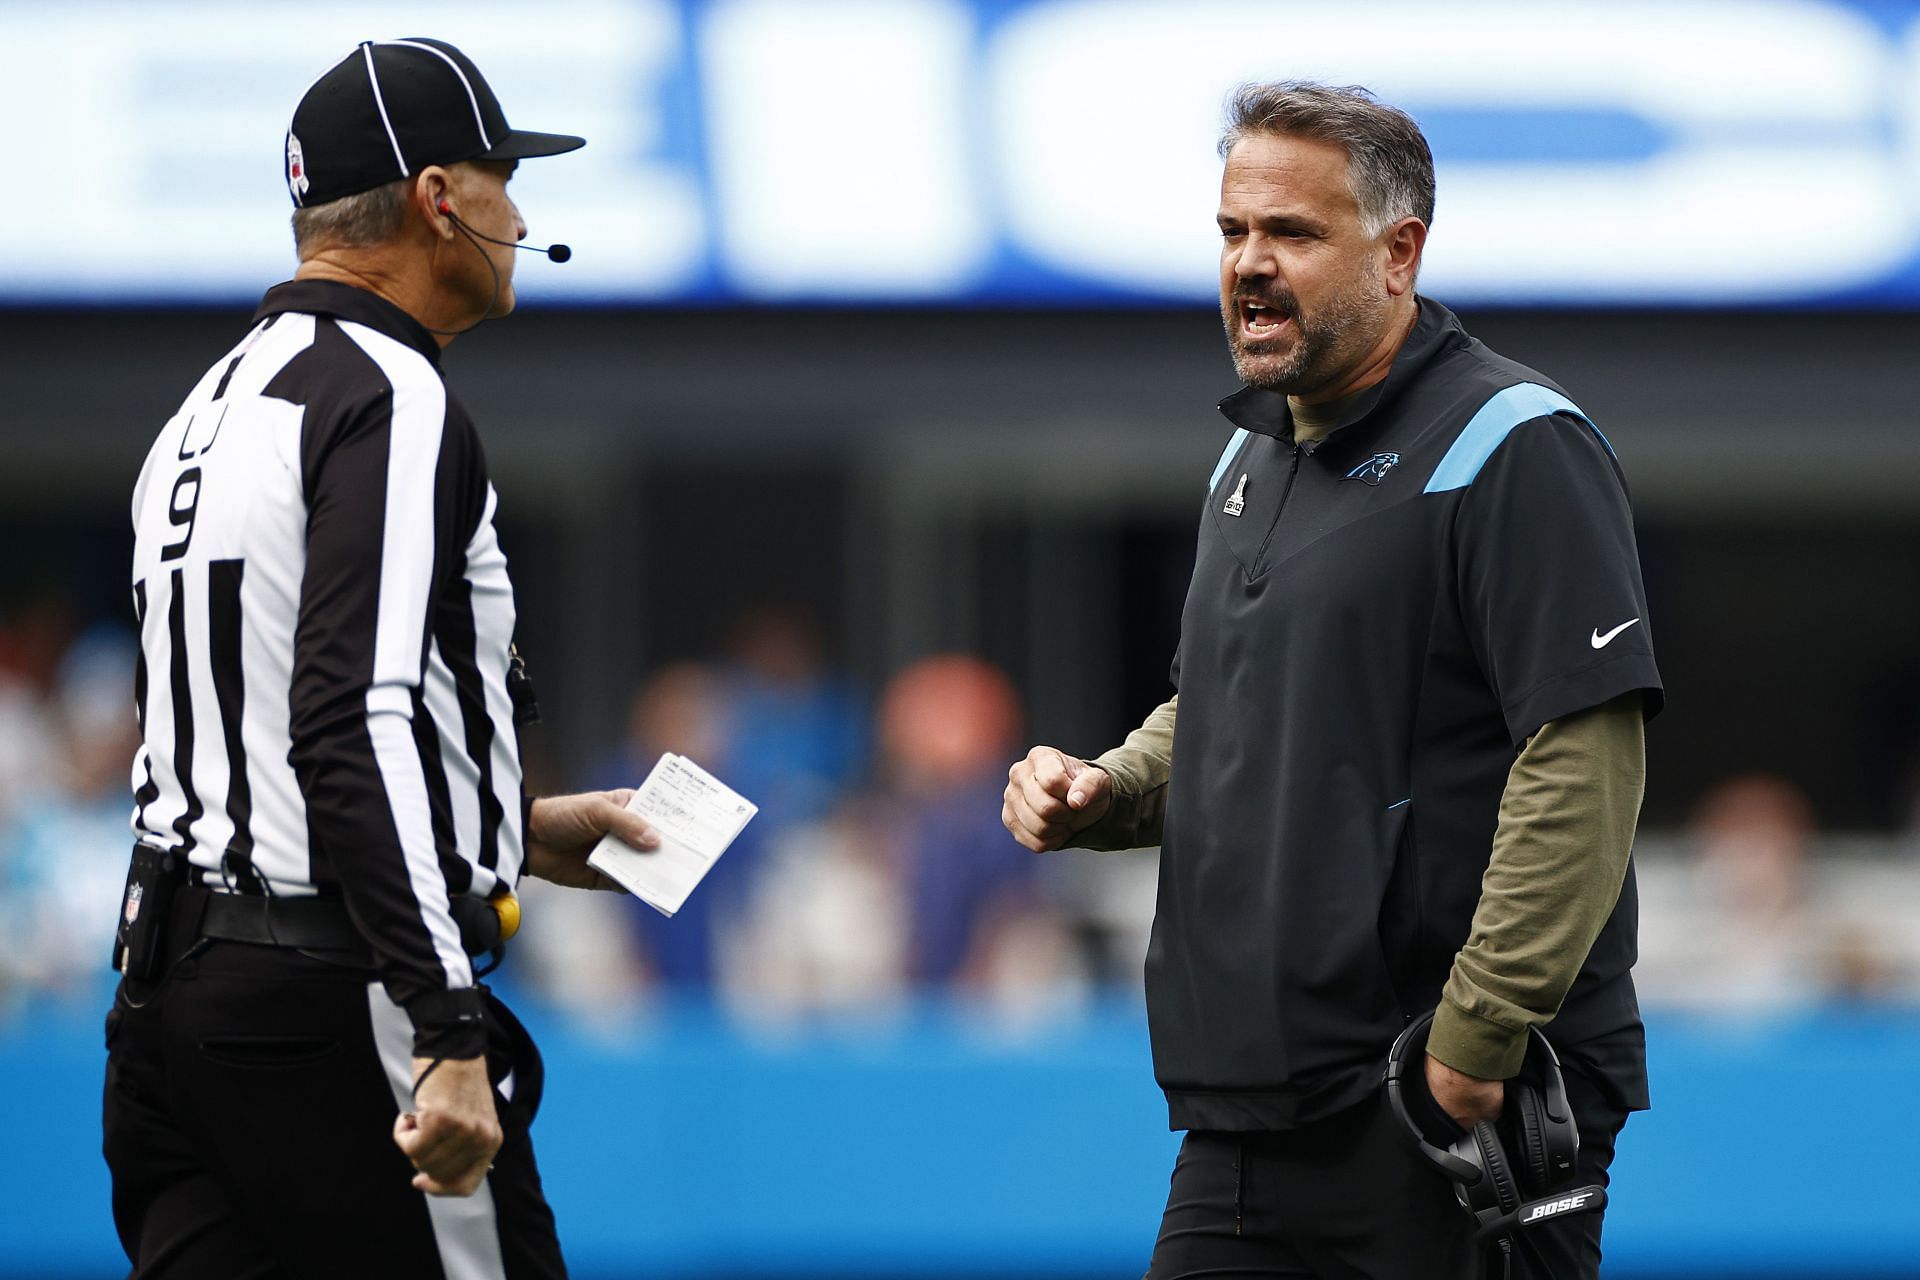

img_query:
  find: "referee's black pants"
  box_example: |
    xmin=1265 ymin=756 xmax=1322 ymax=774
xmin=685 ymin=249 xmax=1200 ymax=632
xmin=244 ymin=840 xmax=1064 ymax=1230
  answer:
xmin=1145 ymin=1068 xmax=1627 ymax=1280
xmin=103 ymin=934 xmax=567 ymax=1279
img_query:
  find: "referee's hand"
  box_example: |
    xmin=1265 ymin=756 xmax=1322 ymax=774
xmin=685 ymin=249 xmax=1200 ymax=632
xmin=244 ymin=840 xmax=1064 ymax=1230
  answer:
xmin=525 ymin=789 xmax=661 ymax=891
xmin=395 ymin=1056 xmax=502 ymax=1197
xmin=1004 ymin=746 xmax=1113 ymax=852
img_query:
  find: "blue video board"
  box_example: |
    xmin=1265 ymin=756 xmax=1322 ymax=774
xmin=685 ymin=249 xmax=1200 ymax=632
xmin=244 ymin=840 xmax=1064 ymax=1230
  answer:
xmin=5 ymin=0 xmax=1920 ymax=306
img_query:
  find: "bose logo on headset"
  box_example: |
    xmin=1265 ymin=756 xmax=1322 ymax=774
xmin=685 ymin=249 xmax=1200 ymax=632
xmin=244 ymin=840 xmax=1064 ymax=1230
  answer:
xmin=1521 ymin=1192 xmax=1594 ymax=1225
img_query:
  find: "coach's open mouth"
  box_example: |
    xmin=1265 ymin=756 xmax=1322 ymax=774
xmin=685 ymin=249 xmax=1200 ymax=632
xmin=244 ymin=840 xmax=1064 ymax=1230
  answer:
xmin=1240 ymin=302 xmax=1291 ymax=341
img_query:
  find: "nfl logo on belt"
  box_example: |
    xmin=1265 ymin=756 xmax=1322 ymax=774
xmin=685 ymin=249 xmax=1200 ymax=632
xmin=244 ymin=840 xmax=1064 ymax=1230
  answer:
xmin=124 ymin=882 xmax=143 ymax=925
xmin=286 ymin=132 xmax=310 ymax=202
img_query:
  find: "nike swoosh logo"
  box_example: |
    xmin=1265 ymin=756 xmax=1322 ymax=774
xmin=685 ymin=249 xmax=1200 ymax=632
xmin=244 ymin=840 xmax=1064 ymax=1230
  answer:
xmin=1590 ymin=618 xmax=1641 ymax=649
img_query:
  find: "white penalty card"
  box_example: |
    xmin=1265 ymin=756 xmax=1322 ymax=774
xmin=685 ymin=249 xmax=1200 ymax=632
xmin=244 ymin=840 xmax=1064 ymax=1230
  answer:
xmin=585 ymin=753 xmax=757 ymax=917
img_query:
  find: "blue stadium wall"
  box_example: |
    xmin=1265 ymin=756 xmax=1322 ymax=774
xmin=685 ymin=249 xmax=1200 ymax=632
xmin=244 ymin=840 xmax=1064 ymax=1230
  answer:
xmin=12 ymin=990 xmax=1920 ymax=1277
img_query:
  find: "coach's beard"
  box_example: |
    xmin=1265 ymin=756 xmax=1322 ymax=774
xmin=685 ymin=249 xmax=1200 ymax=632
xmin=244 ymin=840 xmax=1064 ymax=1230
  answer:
xmin=1225 ymin=277 xmax=1392 ymax=399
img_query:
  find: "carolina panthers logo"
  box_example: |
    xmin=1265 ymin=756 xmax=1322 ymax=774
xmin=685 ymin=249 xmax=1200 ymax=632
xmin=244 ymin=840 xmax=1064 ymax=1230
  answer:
xmin=1342 ymin=452 xmax=1401 ymax=486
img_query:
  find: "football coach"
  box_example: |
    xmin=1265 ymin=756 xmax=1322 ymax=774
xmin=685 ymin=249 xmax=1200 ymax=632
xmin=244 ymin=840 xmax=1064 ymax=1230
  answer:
xmin=104 ymin=39 xmax=656 ymax=1278
xmin=1005 ymin=82 xmax=1662 ymax=1278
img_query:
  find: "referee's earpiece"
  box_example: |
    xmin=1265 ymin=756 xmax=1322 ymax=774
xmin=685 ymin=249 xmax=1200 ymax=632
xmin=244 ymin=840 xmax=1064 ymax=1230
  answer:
xmin=437 ymin=199 xmax=452 ymax=216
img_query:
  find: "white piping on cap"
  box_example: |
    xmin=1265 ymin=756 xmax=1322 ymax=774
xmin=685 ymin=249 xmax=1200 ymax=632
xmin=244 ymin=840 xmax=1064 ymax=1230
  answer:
xmin=360 ymin=42 xmax=409 ymax=178
xmin=385 ymin=39 xmax=491 ymax=152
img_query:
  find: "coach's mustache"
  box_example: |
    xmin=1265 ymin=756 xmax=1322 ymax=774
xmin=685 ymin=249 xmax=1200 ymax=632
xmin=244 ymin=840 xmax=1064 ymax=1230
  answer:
xmin=1230 ymin=287 xmax=1300 ymax=319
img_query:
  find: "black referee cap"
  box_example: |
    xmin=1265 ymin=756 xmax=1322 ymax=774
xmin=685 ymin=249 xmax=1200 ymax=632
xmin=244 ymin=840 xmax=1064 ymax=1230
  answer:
xmin=286 ymin=38 xmax=585 ymax=207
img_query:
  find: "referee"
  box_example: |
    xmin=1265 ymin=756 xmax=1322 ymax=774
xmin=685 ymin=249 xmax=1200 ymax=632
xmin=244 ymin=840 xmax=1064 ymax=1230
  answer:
xmin=104 ymin=40 xmax=656 ymax=1278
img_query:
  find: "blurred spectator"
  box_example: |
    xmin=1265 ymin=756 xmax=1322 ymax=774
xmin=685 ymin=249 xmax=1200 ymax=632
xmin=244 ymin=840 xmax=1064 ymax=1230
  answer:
xmin=877 ymin=655 xmax=1083 ymax=1015
xmin=501 ymin=662 xmax=743 ymax=1019
xmin=876 ymin=655 xmax=1028 ymax=979
xmin=719 ymin=604 xmax=866 ymax=827
xmin=0 ymin=594 xmax=74 ymax=827
xmin=510 ymin=664 xmax=701 ymax=1012
xmin=571 ymin=662 xmax=757 ymax=992
xmin=597 ymin=661 xmax=735 ymax=791
xmin=566 ymin=609 xmax=867 ymax=1005
xmin=729 ymin=653 xmax=1084 ymax=1023
xmin=0 ymin=667 xmax=54 ymax=831
xmin=505 ymin=876 xmax=649 ymax=1028
xmin=0 ymin=591 xmax=78 ymax=693
xmin=727 ymin=799 xmax=907 ymax=1018
xmin=0 ymin=627 xmax=138 ymax=1012
xmin=1636 ymin=774 xmax=1902 ymax=1011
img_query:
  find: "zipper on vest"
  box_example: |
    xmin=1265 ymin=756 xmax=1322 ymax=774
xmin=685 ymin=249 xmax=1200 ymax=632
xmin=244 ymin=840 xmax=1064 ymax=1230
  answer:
xmin=1253 ymin=444 xmax=1303 ymax=566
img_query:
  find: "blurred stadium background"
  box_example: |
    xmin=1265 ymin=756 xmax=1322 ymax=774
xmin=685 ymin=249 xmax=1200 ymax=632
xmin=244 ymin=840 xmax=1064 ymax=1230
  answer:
xmin=4 ymin=1 xmax=1920 ymax=1275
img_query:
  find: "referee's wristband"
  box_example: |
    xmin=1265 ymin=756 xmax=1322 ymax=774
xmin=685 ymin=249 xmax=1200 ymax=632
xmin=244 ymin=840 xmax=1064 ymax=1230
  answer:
xmin=405 ymin=987 xmax=487 ymax=1059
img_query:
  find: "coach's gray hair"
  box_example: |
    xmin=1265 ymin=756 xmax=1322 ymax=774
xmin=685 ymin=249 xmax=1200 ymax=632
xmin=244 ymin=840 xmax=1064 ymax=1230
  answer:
xmin=290 ymin=179 xmax=410 ymax=258
xmin=1218 ymin=82 xmax=1435 ymax=237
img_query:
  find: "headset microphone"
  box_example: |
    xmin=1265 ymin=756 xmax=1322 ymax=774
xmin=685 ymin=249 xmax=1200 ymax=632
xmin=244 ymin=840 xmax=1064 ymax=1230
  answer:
xmin=437 ymin=201 xmax=571 ymax=262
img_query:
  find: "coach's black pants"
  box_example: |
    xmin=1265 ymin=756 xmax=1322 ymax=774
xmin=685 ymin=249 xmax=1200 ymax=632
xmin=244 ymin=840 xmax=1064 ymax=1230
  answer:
xmin=1146 ymin=1069 xmax=1627 ymax=1280
xmin=104 ymin=934 xmax=566 ymax=1279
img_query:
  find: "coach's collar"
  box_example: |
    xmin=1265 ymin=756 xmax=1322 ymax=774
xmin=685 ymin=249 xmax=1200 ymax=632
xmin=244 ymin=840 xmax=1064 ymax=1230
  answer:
xmin=255 ymin=280 xmax=443 ymax=367
xmin=1218 ymin=297 xmax=1465 ymax=445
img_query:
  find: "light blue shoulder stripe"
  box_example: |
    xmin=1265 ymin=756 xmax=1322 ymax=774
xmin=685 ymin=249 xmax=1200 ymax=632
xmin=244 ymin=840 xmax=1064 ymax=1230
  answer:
xmin=1207 ymin=428 xmax=1251 ymax=493
xmin=1422 ymin=382 xmax=1614 ymax=494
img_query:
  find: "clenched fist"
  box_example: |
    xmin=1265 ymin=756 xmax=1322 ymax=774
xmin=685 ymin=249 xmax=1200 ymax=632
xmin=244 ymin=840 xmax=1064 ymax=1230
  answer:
xmin=1003 ymin=745 xmax=1113 ymax=852
xmin=394 ymin=1055 xmax=501 ymax=1197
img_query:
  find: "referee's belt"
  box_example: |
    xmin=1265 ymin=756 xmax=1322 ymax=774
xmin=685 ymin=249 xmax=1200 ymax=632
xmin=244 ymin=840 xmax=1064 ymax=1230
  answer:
xmin=189 ymin=886 xmax=503 ymax=959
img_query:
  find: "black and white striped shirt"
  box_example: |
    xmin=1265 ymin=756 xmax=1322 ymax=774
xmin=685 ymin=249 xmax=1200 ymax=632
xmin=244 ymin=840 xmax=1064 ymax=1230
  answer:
xmin=130 ymin=279 xmax=523 ymax=1046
